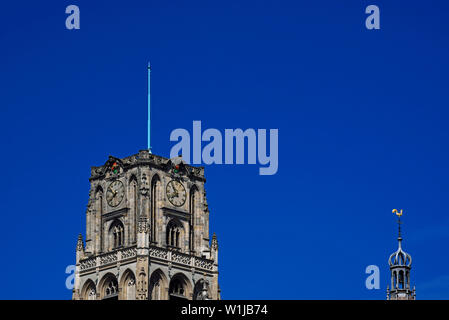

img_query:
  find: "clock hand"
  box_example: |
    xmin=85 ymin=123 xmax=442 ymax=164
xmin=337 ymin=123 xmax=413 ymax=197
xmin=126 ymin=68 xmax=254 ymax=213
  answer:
xmin=172 ymin=185 xmax=178 ymax=197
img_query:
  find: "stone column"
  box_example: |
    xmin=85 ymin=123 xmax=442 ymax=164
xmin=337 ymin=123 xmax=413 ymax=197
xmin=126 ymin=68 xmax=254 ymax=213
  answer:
xmin=136 ymin=217 xmax=149 ymax=300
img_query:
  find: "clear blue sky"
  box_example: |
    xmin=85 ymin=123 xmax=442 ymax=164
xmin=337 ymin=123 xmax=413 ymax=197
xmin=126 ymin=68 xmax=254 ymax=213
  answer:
xmin=1 ymin=0 xmax=448 ymax=299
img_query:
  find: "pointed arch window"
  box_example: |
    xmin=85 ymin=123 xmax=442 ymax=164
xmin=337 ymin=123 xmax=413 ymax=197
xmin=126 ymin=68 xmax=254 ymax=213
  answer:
xmin=189 ymin=187 xmax=198 ymax=252
xmin=166 ymin=220 xmax=181 ymax=248
xmin=95 ymin=188 xmax=104 ymax=253
xmin=98 ymin=193 xmax=103 ymax=216
xmin=104 ymin=278 xmax=118 ymax=299
xmin=129 ymin=177 xmax=138 ymax=243
xmin=110 ymin=220 xmax=124 ymax=249
xmin=121 ymin=271 xmax=136 ymax=300
xmin=151 ymin=176 xmax=160 ymax=243
xmin=398 ymin=270 xmax=405 ymax=289
xmin=82 ymin=280 xmax=97 ymax=300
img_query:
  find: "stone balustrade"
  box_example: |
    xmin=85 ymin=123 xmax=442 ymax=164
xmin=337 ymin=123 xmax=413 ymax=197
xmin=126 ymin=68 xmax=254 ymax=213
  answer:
xmin=79 ymin=245 xmax=214 ymax=272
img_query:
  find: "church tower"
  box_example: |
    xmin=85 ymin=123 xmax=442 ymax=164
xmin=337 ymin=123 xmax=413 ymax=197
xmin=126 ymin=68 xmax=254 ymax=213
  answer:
xmin=386 ymin=210 xmax=415 ymax=300
xmin=72 ymin=151 xmax=220 ymax=300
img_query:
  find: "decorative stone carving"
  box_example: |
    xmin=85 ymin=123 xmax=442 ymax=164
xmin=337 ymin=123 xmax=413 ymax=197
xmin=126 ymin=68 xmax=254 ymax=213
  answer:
xmin=211 ymin=233 xmax=218 ymax=251
xmin=122 ymin=155 xmax=138 ymax=165
xmin=149 ymin=246 xmax=168 ymax=259
xmin=140 ymin=173 xmax=150 ymax=195
xmin=138 ymin=150 xmax=151 ymax=160
xmin=196 ymin=280 xmax=211 ymax=300
xmin=136 ymin=265 xmax=148 ymax=300
xmin=100 ymin=252 xmax=118 ymax=266
xmin=194 ymin=257 xmax=214 ymax=271
xmin=77 ymin=234 xmax=84 ymax=252
xmin=137 ymin=217 xmax=149 ymax=233
xmin=91 ymin=166 xmax=106 ymax=178
xmin=79 ymin=246 xmax=138 ymax=274
xmin=172 ymin=252 xmax=191 ymax=265
xmin=121 ymin=247 xmax=137 ymax=259
xmin=80 ymin=257 xmax=96 ymax=271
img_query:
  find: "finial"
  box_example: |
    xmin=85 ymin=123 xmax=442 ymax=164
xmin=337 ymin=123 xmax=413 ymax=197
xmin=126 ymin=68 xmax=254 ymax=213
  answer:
xmin=212 ymin=232 xmax=218 ymax=250
xmin=392 ymin=209 xmax=403 ymax=241
xmin=77 ymin=233 xmax=84 ymax=251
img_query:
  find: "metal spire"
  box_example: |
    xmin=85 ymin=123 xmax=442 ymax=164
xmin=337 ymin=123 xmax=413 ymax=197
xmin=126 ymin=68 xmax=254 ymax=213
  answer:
xmin=392 ymin=209 xmax=403 ymax=244
xmin=388 ymin=209 xmax=415 ymax=300
xmin=147 ymin=62 xmax=152 ymax=153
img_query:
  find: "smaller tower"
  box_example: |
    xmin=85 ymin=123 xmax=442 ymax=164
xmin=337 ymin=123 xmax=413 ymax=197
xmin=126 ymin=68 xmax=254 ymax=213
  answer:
xmin=387 ymin=209 xmax=416 ymax=300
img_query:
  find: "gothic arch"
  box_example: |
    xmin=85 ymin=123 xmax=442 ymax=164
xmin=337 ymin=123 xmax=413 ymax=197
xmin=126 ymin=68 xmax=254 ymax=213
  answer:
xmin=119 ymin=269 xmax=136 ymax=300
xmin=149 ymin=269 xmax=168 ymax=300
xmin=150 ymin=174 xmax=161 ymax=243
xmin=95 ymin=186 xmax=104 ymax=211
xmin=128 ymin=176 xmax=138 ymax=244
xmin=107 ymin=219 xmax=125 ymax=251
xmin=99 ymin=273 xmax=119 ymax=300
xmin=166 ymin=218 xmax=185 ymax=249
xmin=95 ymin=187 xmax=104 ymax=253
xmin=189 ymin=185 xmax=199 ymax=252
xmin=169 ymin=273 xmax=192 ymax=300
xmin=189 ymin=185 xmax=199 ymax=198
xmin=81 ymin=279 xmax=97 ymax=300
xmin=95 ymin=185 xmax=104 ymax=195
xmin=398 ymin=270 xmax=405 ymax=289
xmin=128 ymin=174 xmax=138 ymax=184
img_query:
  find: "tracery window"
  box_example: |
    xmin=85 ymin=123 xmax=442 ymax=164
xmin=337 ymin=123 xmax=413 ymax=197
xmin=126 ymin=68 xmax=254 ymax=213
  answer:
xmin=110 ymin=220 xmax=124 ymax=249
xmin=104 ymin=278 xmax=118 ymax=299
xmin=88 ymin=288 xmax=96 ymax=300
xmin=166 ymin=220 xmax=181 ymax=248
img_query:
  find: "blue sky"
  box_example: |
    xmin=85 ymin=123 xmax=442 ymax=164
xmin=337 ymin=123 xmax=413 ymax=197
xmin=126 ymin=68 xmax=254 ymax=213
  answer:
xmin=1 ymin=0 xmax=448 ymax=299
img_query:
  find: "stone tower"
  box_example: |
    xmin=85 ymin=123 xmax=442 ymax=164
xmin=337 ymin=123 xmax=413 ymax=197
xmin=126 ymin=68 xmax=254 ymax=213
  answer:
xmin=72 ymin=150 xmax=220 ymax=300
xmin=386 ymin=211 xmax=415 ymax=300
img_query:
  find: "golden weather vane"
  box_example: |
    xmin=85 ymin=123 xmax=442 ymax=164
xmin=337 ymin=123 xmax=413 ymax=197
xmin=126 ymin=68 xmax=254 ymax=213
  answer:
xmin=392 ymin=209 xmax=404 ymax=238
xmin=392 ymin=209 xmax=403 ymax=217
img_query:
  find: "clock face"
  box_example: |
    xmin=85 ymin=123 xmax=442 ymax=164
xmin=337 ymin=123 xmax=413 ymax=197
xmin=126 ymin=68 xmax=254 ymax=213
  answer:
xmin=106 ymin=180 xmax=125 ymax=207
xmin=166 ymin=180 xmax=186 ymax=207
